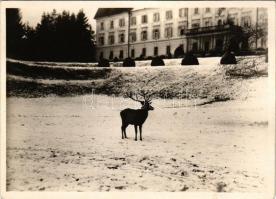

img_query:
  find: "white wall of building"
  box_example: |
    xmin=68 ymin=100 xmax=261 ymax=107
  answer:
xmin=95 ymin=7 xmax=267 ymax=60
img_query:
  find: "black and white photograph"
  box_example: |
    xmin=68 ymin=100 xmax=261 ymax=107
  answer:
xmin=0 ymin=1 xmax=275 ymax=198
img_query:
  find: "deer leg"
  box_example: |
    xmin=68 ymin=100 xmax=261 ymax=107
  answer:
xmin=139 ymin=125 xmax=142 ymax=141
xmin=134 ymin=125 xmax=138 ymax=141
xmin=124 ymin=124 xmax=128 ymax=139
xmin=121 ymin=125 xmax=124 ymax=139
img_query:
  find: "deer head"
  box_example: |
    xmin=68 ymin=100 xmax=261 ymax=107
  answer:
xmin=124 ymin=75 xmax=161 ymax=111
xmin=126 ymin=91 xmax=154 ymax=111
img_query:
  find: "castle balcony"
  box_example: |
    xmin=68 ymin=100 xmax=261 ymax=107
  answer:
xmin=185 ymin=24 xmax=242 ymax=36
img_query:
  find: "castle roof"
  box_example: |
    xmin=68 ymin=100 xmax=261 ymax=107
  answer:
xmin=94 ymin=8 xmax=133 ymax=19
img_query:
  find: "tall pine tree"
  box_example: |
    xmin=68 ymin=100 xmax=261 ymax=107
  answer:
xmin=6 ymin=9 xmax=96 ymax=62
xmin=6 ymin=8 xmax=25 ymax=59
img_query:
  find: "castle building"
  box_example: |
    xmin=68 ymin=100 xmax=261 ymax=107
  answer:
xmin=94 ymin=8 xmax=267 ymax=61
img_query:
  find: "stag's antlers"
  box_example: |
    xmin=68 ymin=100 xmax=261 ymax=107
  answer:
xmin=125 ymin=75 xmax=159 ymax=102
xmin=126 ymin=92 xmax=144 ymax=103
xmin=126 ymin=90 xmax=155 ymax=102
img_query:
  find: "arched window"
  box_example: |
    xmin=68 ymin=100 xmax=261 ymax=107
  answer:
xmin=130 ymin=32 xmax=136 ymax=42
xmin=152 ymin=29 xmax=160 ymax=40
xmin=119 ymin=33 xmax=125 ymax=43
xmin=141 ymin=31 xmax=148 ymax=41
xmin=217 ymin=19 xmax=222 ymax=26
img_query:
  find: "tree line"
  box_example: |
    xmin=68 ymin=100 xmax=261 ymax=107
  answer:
xmin=6 ymin=8 xmax=96 ymax=62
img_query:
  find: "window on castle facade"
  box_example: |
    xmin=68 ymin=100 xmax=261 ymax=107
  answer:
xmin=142 ymin=15 xmax=148 ymax=23
xmin=205 ymin=21 xmax=210 ymax=27
xmin=119 ymin=33 xmax=125 ymax=43
xmin=178 ymin=26 xmax=186 ymax=36
xmin=165 ymin=27 xmax=173 ymax=38
xmin=153 ymin=13 xmax=160 ymax=22
xmin=100 ymin=22 xmax=104 ymax=30
xmin=142 ymin=48 xmax=146 ymax=57
xmin=192 ymin=23 xmax=200 ymax=28
xmin=119 ymin=50 xmax=124 ymax=59
xmin=108 ymin=35 xmax=114 ymax=45
xmin=141 ymin=30 xmax=148 ymax=41
xmin=131 ymin=49 xmax=135 ymax=58
xmin=166 ymin=45 xmax=171 ymax=55
xmin=185 ymin=8 xmax=188 ymax=17
xmin=109 ymin=51 xmax=113 ymax=60
xmin=166 ymin=10 xmax=173 ymax=20
xmin=194 ymin=8 xmax=199 ymax=15
xmin=217 ymin=8 xmax=226 ymax=16
xmin=152 ymin=29 xmax=160 ymax=40
xmin=228 ymin=17 xmax=236 ymax=25
xmin=130 ymin=17 xmax=136 ymax=26
xmin=110 ymin=21 xmax=114 ymax=29
xmin=205 ymin=8 xmax=210 ymax=13
xmin=99 ymin=36 xmax=104 ymax=45
xmin=204 ymin=18 xmax=212 ymax=27
xmin=241 ymin=16 xmax=251 ymax=27
xmin=179 ymin=8 xmax=188 ymax=18
xmin=119 ymin=18 xmax=125 ymax=27
xmin=130 ymin=32 xmax=137 ymax=42
xmin=154 ymin=47 xmax=158 ymax=56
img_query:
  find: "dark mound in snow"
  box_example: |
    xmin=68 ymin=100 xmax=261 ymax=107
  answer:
xmin=123 ymin=57 xmax=135 ymax=67
xmin=220 ymin=52 xmax=237 ymax=65
xmin=151 ymin=56 xmax=165 ymax=66
xmin=98 ymin=58 xmax=110 ymax=67
xmin=181 ymin=53 xmax=199 ymax=65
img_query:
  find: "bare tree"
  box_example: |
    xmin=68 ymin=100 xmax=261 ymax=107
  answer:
xmin=242 ymin=23 xmax=267 ymax=50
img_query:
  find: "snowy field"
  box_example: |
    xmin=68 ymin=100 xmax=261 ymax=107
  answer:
xmin=6 ymin=77 xmax=270 ymax=192
xmin=5 ymin=55 xmax=272 ymax=192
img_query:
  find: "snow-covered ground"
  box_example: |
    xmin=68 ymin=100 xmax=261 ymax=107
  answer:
xmin=6 ymin=76 xmax=270 ymax=192
xmin=5 ymin=55 xmax=272 ymax=192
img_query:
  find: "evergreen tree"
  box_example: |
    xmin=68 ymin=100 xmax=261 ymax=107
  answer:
xmin=6 ymin=8 xmax=96 ymax=62
xmin=6 ymin=8 xmax=25 ymax=58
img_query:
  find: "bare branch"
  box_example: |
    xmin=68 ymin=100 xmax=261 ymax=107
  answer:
xmin=125 ymin=75 xmax=161 ymax=103
xmin=144 ymin=76 xmax=158 ymax=87
xmin=126 ymin=91 xmax=143 ymax=103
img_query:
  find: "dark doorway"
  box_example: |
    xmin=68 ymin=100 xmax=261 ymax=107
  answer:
xmin=154 ymin=47 xmax=158 ymax=56
xmin=100 ymin=52 xmax=104 ymax=59
xmin=119 ymin=50 xmax=124 ymax=59
xmin=109 ymin=51 xmax=113 ymax=60
xmin=166 ymin=45 xmax=171 ymax=55
xmin=204 ymin=41 xmax=210 ymax=52
xmin=131 ymin=49 xmax=135 ymax=58
xmin=215 ymin=39 xmax=223 ymax=52
xmin=192 ymin=42 xmax=198 ymax=52
xmin=142 ymin=48 xmax=146 ymax=57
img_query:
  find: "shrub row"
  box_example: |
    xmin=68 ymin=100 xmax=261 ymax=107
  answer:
xmin=98 ymin=52 xmax=241 ymax=67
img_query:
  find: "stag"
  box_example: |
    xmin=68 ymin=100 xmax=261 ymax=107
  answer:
xmin=120 ymin=88 xmax=156 ymax=141
xmin=120 ymin=92 xmax=154 ymax=141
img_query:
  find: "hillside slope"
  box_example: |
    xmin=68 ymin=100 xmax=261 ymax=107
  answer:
xmin=7 ymin=56 xmax=267 ymax=104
